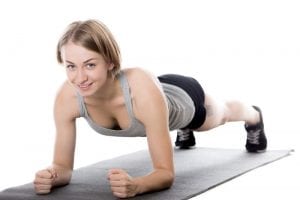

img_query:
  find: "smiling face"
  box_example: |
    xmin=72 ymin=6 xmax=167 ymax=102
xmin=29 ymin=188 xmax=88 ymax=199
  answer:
xmin=61 ymin=42 xmax=114 ymax=97
xmin=56 ymin=20 xmax=121 ymax=79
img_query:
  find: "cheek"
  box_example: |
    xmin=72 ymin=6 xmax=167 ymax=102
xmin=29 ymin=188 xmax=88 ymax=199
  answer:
xmin=93 ymin=73 xmax=107 ymax=85
xmin=66 ymin=71 xmax=75 ymax=81
xmin=91 ymin=68 xmax=108 ymax=80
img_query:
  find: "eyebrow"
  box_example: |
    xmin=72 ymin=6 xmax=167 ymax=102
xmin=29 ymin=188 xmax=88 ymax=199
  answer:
xmin=66 ymin=58 xmax=97 ymax=64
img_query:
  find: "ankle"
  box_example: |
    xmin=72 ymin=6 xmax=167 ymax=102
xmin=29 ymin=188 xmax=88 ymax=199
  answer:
xmin=245 ymin=108 xmax=260 ymax=126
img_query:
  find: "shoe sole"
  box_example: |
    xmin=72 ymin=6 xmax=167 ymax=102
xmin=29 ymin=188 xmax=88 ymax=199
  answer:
xmin=247 ymin=148 xmax=267 ymax=153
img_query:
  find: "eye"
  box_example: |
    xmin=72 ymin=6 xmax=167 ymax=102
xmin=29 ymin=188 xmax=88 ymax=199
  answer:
xmin=86 ymin=63 xmax=96 ymax=69
xmin=66 ymin=64 xmax=76 ymax=71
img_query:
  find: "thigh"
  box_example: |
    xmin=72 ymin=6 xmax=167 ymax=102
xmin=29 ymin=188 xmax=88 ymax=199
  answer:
xmin=196 ymin=94 xmax=228 ymax=131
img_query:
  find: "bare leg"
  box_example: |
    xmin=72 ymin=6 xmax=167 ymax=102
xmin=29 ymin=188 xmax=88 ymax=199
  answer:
xmin=196 ymin=94 xmax=260 ymax=131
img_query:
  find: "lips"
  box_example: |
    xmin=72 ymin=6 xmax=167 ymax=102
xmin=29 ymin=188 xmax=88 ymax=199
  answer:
xmin=78 ymin=82 xmax=93 ymax=90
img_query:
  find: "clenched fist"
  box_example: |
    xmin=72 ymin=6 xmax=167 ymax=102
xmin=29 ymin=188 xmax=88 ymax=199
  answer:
xmin=107 ymin=169 xmax=138 ymax=198
xmin=33 ymin=168 xmax=57 ymax=194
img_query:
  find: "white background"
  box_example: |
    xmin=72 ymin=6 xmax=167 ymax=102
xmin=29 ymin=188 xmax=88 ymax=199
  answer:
xmin=0 ymin=0 xmax=299 ymax=199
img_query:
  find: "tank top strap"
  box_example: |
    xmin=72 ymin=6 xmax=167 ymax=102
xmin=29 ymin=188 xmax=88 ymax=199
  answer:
xmin=76 ymin=92 xmax=87 ymax=117
xmin=118 ymin=71 xmax=134 ymax=117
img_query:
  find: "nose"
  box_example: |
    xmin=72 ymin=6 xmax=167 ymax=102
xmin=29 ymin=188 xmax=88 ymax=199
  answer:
xmin=76 ymin=68 xmax=88 ymax=84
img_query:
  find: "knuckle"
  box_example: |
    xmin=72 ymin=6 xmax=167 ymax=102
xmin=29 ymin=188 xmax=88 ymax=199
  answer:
xmin=35 ymin=171 xmax=41 ymax=177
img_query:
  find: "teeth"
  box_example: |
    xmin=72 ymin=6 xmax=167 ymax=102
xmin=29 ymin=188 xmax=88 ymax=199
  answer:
xmin=79 ymin=83 xmax=91 ymax=88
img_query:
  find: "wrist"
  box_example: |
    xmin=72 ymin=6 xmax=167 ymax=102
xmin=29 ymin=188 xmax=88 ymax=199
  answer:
xmin=132 ymin=176 xmax=145 ymax=195
xmin=50 ymin=165 xmax=72 ymax=187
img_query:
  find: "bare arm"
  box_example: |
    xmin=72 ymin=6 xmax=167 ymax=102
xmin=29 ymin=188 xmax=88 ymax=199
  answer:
xmin=133 ymin=69 xmax=174 ymax=193
xmin=108 ymin=69 xmax=174 ymax=198
xmin=34 ymin=82 xmax=79 ymax=194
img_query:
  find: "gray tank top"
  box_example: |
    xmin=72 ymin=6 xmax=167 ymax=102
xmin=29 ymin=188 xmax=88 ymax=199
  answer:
xmin=77 ymin=71 xmax=195 ymax=137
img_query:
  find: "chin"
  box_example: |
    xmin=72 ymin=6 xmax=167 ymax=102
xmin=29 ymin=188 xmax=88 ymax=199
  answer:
xmin=76 ymin=88 xmax=95 ymax=97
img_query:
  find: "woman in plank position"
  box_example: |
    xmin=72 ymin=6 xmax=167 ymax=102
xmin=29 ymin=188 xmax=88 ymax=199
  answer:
xmin=34 ymin=19 xmax=267 ymax=198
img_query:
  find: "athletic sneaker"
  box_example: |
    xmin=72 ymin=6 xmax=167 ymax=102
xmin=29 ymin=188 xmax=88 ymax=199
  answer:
xmin=245 ymin=106 xmax=267 ymax=152
xmin=175 ymin=129 xmax=196 ymax=149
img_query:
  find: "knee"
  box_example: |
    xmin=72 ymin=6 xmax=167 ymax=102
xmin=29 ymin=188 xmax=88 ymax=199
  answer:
xmin=219 ymin=115 xmax=228 ymax=126
xmin=198 ymin=104 xmax=228 ymax=131
xmin=223 ymin=100 xmax=242 ymax=123
xmin=221 ymin=102 xmax=232 ymax=124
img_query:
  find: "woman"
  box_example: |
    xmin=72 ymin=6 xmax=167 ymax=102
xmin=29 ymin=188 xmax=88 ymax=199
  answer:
xmin=33 ymin=19 xmax=267 ymax=198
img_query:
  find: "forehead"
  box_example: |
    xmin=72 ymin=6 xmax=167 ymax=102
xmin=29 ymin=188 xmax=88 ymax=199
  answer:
xmin=61 ymin=42 xmax=102 ymax=62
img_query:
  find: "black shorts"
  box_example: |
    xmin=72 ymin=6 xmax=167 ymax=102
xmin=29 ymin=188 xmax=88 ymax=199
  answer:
xmin=158 ymin=74 xmax=206 ymax=129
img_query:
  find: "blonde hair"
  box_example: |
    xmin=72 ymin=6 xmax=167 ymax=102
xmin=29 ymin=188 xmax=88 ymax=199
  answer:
xmin=56 ymin=19 xmax=121 ymax=77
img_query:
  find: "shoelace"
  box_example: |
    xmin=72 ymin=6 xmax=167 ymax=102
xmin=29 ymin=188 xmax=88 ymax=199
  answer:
xmin=177 ymin=129 xmax=191 ymax=141
xmin=247 ymin=129 xmax=261 ymax=145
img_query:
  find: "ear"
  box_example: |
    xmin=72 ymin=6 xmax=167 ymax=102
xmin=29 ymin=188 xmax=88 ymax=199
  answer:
xmin=108 ymin=63 xmax=114 ymax=71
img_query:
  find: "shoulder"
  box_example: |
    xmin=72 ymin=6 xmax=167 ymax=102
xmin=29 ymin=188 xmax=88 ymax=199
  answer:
xmin=122 ymin=67 xmax=164 ymax=101
xmin=122 ymin=67 xmax=161 ymax=92
xmin=54 ymin=81 xmax=81 ymax=121
xmin=122 ymin=67 xmax=167 ymax=120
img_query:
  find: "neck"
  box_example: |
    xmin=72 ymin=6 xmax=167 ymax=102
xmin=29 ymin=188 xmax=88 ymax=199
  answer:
xmin=85 ymin=76 xmax=121 ymax=105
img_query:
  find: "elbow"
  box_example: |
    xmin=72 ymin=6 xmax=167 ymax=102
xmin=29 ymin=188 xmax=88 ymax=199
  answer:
xmin=165 ymin=171 xmax=175 ymax=188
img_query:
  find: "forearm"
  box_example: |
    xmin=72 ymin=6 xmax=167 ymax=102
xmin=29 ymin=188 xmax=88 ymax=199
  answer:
xmin=134 ymin=169 xmax=174 ymax=195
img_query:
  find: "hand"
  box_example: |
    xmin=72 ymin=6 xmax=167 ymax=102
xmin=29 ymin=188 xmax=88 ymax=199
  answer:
xmin=107 ymin=168 xmax=138 ymax=198
xmin=33 ymin=168 xmax=57 ymax=194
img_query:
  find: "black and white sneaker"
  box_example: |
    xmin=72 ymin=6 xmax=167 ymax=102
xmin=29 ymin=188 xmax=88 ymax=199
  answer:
xmin=245 ymin=106 xmax=267 ymax=153
xmin=175 ymin=129 xmax=196 ymax=149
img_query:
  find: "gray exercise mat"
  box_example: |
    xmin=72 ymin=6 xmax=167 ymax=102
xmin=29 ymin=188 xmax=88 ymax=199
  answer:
xmin=0 ymin=148 xmax=291 ymax=200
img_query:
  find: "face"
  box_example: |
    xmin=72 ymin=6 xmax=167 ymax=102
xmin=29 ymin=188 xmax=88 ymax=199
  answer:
xmin=60 ymin=42 xmax=114 ymax=97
